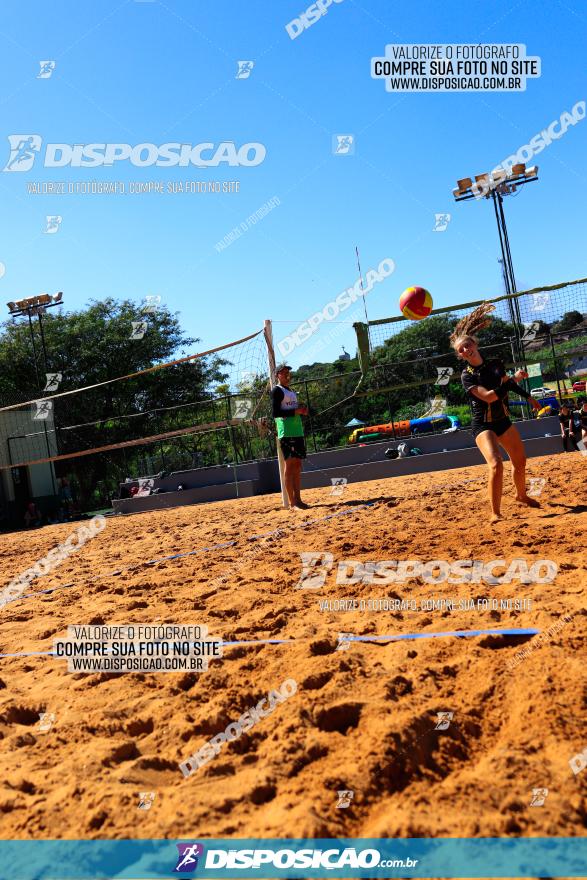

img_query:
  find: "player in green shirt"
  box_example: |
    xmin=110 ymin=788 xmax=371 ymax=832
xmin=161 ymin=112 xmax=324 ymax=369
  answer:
xmin=271 ymin=364 xmax=309 ymax=510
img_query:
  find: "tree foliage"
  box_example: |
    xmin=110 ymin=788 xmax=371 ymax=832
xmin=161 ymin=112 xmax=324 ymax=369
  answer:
xmin=0 ymin=295 xmax=579 ymax=510
xmin=551 ymin=310 xmax=583 ymax=333
xmin=0 ymin=299 xmax=228 ymax=504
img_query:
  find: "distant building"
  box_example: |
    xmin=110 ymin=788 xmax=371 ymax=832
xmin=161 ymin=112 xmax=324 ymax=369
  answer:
xmin=0 ymin=406 xmax=58 ymax=526
xmin=338 ymin=346 xmax=351 ymax=362
xmin=561 ymin=315 xmax=587 ymax=376
xmin=568 ymin=353 xmax=587 ymax=376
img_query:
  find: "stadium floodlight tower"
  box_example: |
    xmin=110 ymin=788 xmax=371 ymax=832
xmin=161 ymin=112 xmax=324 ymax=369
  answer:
xmin=6 ymin=292 xmax=63 ymax=494
xmin=452 ymin=165 xmax=538 ymax=365
xmin=6 ymin=292 xmax=63 ymax=387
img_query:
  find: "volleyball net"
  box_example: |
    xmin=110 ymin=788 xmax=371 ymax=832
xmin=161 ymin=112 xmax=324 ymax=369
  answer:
xmin=2 ymin=278 xmax=585 ymax=511
xmin=353 ymin=277 xmax=587 ymax=398
xmin=0 ymin=326 xmax=277 ymax=506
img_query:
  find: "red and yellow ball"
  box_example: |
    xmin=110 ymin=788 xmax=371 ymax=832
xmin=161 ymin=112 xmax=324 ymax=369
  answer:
xmin=399 ymin=286 xmax=433 ymax=321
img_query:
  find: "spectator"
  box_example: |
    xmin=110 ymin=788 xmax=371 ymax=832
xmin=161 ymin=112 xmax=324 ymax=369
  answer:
xmin=578 ymin=397 xmax=587 ymax=443
xmin=559 ymin=403 xmax=578 ymax=452
xmin=24 ymin=501 xmax=42 ymax=528
xmin=48 ymin=507 xmax=68 ymax=524
xmin=58 ymin=476 xmax=74 ymax=512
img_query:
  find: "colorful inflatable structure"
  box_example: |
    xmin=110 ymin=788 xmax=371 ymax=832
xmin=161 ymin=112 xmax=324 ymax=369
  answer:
xmin=348 ymin=414 xmax=461 ymax=444
xmin=509 ymin=395 xmax=559 ymax=412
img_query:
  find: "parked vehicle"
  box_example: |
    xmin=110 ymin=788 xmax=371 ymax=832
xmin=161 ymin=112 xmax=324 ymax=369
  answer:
xmin=530 ymin=386 xmax=554 ymax=398
xmin=572 ymin=380 xmax=586 ymax=392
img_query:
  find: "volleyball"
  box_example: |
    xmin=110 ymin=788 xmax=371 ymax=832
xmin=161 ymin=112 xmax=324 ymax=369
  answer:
xmin=537 ymin=405 xmax=552 ymax=418
xmin=400 ymin=286 xmax=433 ymax=320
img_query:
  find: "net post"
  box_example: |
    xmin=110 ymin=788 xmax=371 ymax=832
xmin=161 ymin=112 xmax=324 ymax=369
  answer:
xmin=263 ymin=320 xmax=289 ymax=509
xmin=353 ymin=321 xmax=370 ymax=374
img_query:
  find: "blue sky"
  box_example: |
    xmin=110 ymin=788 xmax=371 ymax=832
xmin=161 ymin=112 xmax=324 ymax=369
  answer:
xmin=0 ymin=0 xmax=585 ymax=369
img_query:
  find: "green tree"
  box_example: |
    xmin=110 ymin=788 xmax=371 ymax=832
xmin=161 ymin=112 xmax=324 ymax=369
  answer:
xmin=551 ymin=310 xmax=584 ymax=333
xmin=0 ymin=299 xmax=227 ymax=505
xmin=525 ymin=319 xmax=551 ymax=337
xmin=365 ymin=312 xmax=514 ymax=419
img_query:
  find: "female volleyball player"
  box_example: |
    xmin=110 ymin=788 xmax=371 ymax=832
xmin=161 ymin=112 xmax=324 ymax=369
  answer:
xmin=450 ymin=303 xmax=542 ymax=522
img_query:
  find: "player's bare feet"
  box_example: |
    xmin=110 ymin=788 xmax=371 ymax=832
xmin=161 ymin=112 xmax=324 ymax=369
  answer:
xmin=515 ymin=495 xmax=540 ymax=508
xmin=490 ymin=512 xmax=502 ymax=523
xmin=295 ymin=500 xmax=310 ymax=509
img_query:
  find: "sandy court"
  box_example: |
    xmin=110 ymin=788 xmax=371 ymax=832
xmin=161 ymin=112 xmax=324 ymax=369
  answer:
xmin=0 ymin=452 xmax=585 ymax=842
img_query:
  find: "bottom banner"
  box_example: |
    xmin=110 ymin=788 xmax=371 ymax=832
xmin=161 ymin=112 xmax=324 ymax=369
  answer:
xmin=0 ymin=837 xmax=586 ymax=879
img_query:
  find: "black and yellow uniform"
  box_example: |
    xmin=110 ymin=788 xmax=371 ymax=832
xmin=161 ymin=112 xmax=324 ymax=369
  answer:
xmin=462 ymin=358 xmax=510 ymax=439
xmin=461 ymin=358 xmax=531 ymax=440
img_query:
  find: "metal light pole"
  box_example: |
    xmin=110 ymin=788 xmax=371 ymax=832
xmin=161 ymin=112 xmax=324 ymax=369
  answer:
xmin=6 ymin=293 xmax=63 ymax=495
xmin=36 ymin=307 xmax=51 ymax=375
xmin=7 ymin=292 xmax=63 ymax=379
xmin=26 ymin=310 xmax=43 ymax=389
xmin=453 ymin=166 xmax=538 ymax=369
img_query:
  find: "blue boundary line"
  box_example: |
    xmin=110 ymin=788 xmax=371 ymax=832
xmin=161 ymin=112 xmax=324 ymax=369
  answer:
xmin=0 ymin=628 xmax=540 ymax=659
xmin=7 ymin=503 xmax=373 ymax=606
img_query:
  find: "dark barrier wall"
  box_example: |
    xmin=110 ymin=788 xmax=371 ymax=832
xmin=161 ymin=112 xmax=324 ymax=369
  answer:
xmin=113 ymin=417 xmax=565 ymax=514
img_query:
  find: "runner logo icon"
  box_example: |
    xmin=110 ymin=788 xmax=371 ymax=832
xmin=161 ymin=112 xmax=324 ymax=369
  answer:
xmin=4 ymin=135 xmax=42 ymax=172
xmin=174 ymin=843 xmax=204 ymax=873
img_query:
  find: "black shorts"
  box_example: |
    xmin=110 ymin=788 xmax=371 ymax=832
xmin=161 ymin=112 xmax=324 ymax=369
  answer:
xmin=280 ymin=436 xmax=306 ymax=460
xmin=472 ymin=417 xmax=512 ymax=440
